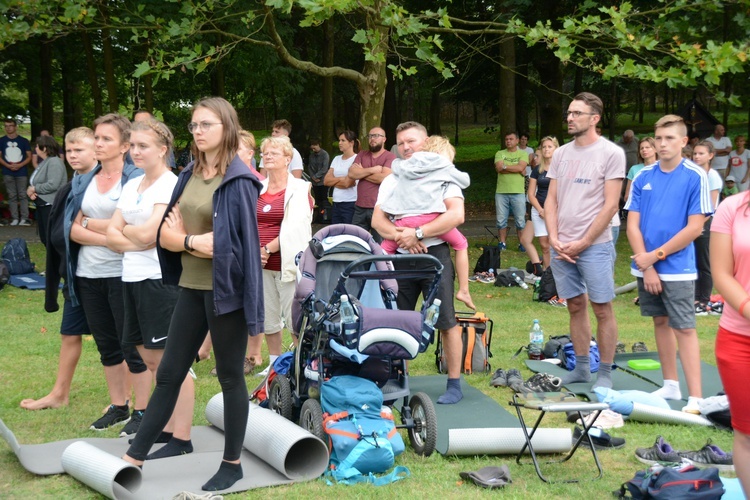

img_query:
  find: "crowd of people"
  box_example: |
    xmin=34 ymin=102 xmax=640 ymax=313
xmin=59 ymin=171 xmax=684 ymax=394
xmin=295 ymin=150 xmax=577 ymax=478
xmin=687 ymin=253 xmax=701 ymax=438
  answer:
xmin=4 ymin=92 xmax=750 ymax=494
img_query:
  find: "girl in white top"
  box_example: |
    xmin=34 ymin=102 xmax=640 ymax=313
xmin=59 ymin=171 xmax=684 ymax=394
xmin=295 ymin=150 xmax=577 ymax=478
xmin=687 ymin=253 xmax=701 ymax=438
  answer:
xmin=107 ymin=118 xmax=195 ymax=455
xmin=729 ymin=135 xmax=750 ymax=191
xmin=324 ymin=130 xmax=358 ymax=224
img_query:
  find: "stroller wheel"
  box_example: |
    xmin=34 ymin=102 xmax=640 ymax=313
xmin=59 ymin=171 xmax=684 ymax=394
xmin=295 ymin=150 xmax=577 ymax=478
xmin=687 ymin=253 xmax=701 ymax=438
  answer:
xmin=407 ymin=392 xmax=437 ymax=457
xmin=269 ymin=376 xmax=293 ymax=420
xmin=299 ymin=398 xmax=325 ymax=442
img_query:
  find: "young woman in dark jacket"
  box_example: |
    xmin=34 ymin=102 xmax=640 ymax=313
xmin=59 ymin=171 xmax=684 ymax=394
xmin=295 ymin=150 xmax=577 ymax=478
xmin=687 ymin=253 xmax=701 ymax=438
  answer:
xmin=124 ymin=97 xmax=264 ymax=492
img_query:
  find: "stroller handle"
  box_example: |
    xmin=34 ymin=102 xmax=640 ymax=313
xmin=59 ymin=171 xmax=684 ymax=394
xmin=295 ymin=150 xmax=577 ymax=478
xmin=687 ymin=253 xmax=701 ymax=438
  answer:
xmin=340 ymin=253 xmax=444 ymax=279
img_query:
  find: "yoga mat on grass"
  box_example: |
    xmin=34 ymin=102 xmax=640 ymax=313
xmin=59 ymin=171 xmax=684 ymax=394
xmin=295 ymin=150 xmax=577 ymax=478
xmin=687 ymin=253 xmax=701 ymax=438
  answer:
xmin=405 ymin=375 xmax=571 ymax=456
xmin=615 ymin=352 xmax=724 ymax=401
xmin=629 ymin=402 xmax=713 ymax=426
xmin=1 ymin=397 xmax=328 ymax=499
xmin=8 ymin=272 xmax=48 ymax=289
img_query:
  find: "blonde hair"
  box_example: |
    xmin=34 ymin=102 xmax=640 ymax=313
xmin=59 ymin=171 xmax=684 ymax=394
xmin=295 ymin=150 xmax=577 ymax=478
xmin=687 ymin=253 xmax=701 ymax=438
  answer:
xmin=130 ymin=117 xmax=174 ymax=158
xmin=638 ymin=137 xmax=658 ymax=163
xmin=537 ymin=136 xmax=559 ymax=173
xmin=260 ymin=136 xmax=293 ymax=158
xmin=65 ymin=127 xmax=94 ymax=144
xmin=239 ymin=130 xmax=256 ymax=151
xmin=423 ymin=135 xmax=455 ymax=162
xmin=190 ymin=97 xmax=241 ymax=177
xmin=654 ymin=114 xmax=687 ymax=137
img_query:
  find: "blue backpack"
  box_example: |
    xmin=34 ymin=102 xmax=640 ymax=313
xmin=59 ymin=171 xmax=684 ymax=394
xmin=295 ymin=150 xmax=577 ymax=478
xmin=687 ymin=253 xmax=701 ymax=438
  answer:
xmin=1 ymin=238 xmax=34 ymax=275
xmin=321 ymin=375 xmax=408 ymax=485
xmin=562 ymin=340 xmax=601 ymax=373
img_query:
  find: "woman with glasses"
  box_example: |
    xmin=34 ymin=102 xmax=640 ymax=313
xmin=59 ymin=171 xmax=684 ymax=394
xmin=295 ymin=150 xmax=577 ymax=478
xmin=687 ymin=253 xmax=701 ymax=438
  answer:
xmin=246 ymin=136 xmax=312 ymax=377
xmin=123 ymin=98 xmax=264 ymax=492
xmin=324 ymin=130 xmax=359 ymax=224
xmin=65 ymin=113 xmax=148 ymax=432
xmin=520 ymin=136 xmax=558 ymax=276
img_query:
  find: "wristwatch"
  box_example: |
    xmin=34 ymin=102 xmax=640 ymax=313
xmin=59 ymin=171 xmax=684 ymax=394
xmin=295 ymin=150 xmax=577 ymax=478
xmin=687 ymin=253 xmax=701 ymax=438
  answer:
xmin=82 ymin=217 xmax=90 ymax=229
xmin=656 ymin=248 xmax=667 ymax=260
xmin=263 ymin=245 xmax=271 ymax=255
xmin=415 ymin=227 xmax=424 ymax=241
xmin=502 ymin=164 xmax=507 ymax=170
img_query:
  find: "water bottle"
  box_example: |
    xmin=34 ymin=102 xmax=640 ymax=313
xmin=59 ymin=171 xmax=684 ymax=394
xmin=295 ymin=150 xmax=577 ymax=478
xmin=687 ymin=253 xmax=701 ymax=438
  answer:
xmin=512 ymin=272 xmax=529 ymax=289
xmin=422 ymin=299 xmax=441 ymax=340
xmin=339 ymin=294 xmax=358 ymax=344
xmin=529 ymin=319 xmax=544 ymax=360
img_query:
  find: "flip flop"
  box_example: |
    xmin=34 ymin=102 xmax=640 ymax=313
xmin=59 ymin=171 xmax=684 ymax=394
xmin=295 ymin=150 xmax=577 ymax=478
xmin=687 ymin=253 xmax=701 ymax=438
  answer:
xmin=459 ymin=465 xmax=512 ymax=489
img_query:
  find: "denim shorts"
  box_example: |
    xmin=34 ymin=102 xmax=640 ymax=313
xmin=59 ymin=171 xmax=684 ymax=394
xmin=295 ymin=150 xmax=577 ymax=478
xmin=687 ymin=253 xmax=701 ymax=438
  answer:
xmin=637 ymin=278 xmax=696 ymax=330
xmin=495 ymin=193 xmax=526 ymax=230
xmin=550 ymin=241 xmax=615 ymax=303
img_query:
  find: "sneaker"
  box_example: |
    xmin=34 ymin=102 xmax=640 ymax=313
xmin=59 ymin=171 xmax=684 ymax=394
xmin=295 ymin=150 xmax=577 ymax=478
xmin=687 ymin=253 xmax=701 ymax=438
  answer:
xmin=678 ymin=441 xmax=734 ymax=472
xmin=682 ymin=397 xmax=702 ymax=415
xmin=478 ymin=272 xmax=495 ymax=284
xmin=518 ymin=244 xmax=526 ymax=253
xmin=497 ymin=242 xmax=507 ymax=251
xmin=577 ymin=409 xmax=624 ymax=429
xmin=635 ymin=436 xmax=682 ymax=465
xmin=632 ymin=341 xmax=648 ymax=353
xmin=469 ymin=273 xmax=480 ymax=282
xmin=573 ymin=426 xmax=626 ymax=450
xmin=505 ymin=369 xmax=525 ymax=392
xmin=523 ymin=373 xmax=562 ymax=393
xmin=694 ymin=303 xmax=709 ymax=316
xmin=490 ymin=368 xmax=508 ymax=387
xmin=615 ymin=342 xmax=626 ymax=354
xmin=243 ymin=357 xmax=256 ymax=375
xmin=710 ymin=302 xmax=723 ymax=315
xmin=9 ymin=219 xmax=19 ymax=226
xmin=548 ymin=295 xmax=567 ymax=308
xmin=90 ymin=404 xmax=130 ymax=431
xmin=18 ymin=219 xmax=31 ymax=226
xmin=120 ymin=409 xmax=144 ymax=436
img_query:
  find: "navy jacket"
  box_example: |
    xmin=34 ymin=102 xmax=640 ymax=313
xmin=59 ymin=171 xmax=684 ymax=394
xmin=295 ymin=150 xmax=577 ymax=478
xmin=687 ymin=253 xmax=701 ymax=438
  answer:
xmin=157 ymin=155 xmax=265 ymax=334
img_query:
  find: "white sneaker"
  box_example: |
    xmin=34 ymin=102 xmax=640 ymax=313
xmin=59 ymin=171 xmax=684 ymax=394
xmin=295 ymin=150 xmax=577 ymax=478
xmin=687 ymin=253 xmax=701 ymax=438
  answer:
xmin=10 ymin=219 xmax=19 ymax=226
xmin=577 ymin=409 xmax=624 ymax=429
xmin=682 ymin=397 xmax=702 ymax=415
xmin=18 ymin=219 xmax=31 ymax=226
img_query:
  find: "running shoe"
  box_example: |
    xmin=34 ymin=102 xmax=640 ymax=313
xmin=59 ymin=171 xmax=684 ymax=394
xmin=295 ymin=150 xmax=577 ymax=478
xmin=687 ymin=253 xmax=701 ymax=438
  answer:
xmin=577 ymin=409 xmax=624 ymax=429
xmin=518 ymin=244 xmax=526 ymax=253
xmin=632 ymin=341 xmax=649 ymax=353
xmin=635 ymin=436 xmax=682 ymax=465
xmin=710 ymin=302 xmax=723 ymax=315
xmin=522 ymin=373 xmax=562 ymax=393
xmin=478 ymin=272 xmax=495 ymax=284
xmin=694 ymin=303 xmax=709 ymax=316
xmin=505 ymin=369 xmax=525 ymax=393
xmin=573 ymin=426 xmax=626 ymax=449
xmin=490 ymin=368 xmax=508 ymax=387
xmin=615 ymin=342 xmax=626 ymax=354
xmin=548 ymin=296 xmax=567 ymax=308
xmin=90 ymin=404 xmax=130 ymax=431
xmin=678 ymin=441 xmax=734 ymax=472
xmin=18 ymin=219 xmax=31 ymax=226
xmin=120 ymin=409 xmax=144 ymax=437
xmin=497 ymin=242 xmax=507 ymax=251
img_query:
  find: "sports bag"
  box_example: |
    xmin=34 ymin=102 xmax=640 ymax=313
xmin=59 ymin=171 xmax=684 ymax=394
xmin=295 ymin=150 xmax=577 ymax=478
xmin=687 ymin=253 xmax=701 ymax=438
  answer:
xmin=473 ymin=245 xmax=500 ymax=274
xmin=617 ymin=463 xmax=724 ymax=499
xmin=542 ymin=335 xmax=571 ymax=361
xmin=436 ymin=311 xmax=493 ymax=374
xmin=536 ymin=267 xmax=557 ymax=302
xmin=321 ymin=375 xmax=408 ymax=485
xmin=562 ymin=340 xmax=601 ymax=373
xmin=494 ymin=270 xmax=522 ymax=287
xmin=1 ymin=238 xmax=34 ymax=275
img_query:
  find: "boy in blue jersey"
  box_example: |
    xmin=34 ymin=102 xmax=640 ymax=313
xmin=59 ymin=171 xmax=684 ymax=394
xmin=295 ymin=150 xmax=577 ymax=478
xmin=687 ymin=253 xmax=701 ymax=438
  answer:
xmin=624 ymin=114 xmax=713 ymax=414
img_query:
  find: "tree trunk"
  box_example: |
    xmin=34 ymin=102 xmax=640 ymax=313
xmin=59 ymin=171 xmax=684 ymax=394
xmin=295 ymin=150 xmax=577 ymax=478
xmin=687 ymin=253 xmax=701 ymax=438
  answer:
xmin=144 ymin=72 xmax=154 ymax=112
xmin=25 ymin=38 xmax=42 ymax=138
xmin=498 ymin=37 xmax=515 ymax=137
xmin=356 ymin=20 xmax=389 ymax=145
xmin=82 ymin=32 xmax=103 ymax=117
xmin=608 ymin=80 xmax=617 ymax=139
xmin=429 ymin=86 xmax=441 ymax=136
xmin=59 ymin=36 xmax=84 ymax=132
xmin=383 ymin=65 xmax=398 ymax=147
xmin=211 ymin=61 xmax=225 ymax=98
xmin=532 ymin=55 xmax=564 ymax=140
xmin=101 ymin=28 xmax=119 ymax=112
xmin=321 ymin=19 xmax=334 ymax=152
xmin=40 ymin=38 xmax=54 ymax=132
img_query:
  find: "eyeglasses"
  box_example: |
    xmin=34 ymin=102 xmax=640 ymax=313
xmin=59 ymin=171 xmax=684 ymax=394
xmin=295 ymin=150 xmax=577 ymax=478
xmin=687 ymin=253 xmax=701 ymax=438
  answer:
xmin=187 ymin=121 xmax=222 ymax=134
xmin=368 ymin=134 xmax=385 ymax=139
xmin=565 ymin=111 xmax=597 ymax=119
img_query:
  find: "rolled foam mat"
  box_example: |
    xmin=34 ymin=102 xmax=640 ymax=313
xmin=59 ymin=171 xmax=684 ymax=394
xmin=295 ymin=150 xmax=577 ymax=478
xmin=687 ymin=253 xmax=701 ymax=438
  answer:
xmin=61 ymin=441 xmax=142 ymax=499
xmin=629 ymin=402 xmax=713 ymax=426
xmin=406 ymin=375 xmax=569 ymax=456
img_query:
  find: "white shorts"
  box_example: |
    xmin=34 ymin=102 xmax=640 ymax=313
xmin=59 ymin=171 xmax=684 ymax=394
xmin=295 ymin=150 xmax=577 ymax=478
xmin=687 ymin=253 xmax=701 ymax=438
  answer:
xmin=262 ymin=269 xmax=295 ymax=333
xmin=531 ymin=207 xmax=549 ymax=238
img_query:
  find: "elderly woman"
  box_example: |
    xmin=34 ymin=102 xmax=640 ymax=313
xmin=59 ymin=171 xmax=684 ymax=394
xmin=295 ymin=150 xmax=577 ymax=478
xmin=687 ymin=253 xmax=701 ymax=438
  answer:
xmin=27 ymin=135 xmax=67 ymax=247
xmin=248 ymin=136 xmax=312 ymax=377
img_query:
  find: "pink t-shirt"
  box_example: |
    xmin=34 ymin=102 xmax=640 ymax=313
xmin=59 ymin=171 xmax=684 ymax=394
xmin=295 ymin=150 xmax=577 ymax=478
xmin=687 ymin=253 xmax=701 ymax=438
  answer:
xmin=711 ymin=191 xmax=750 ymax=335
xmin=354 ymin=150 xmax=396 ymax=209
xmin=547 ymin=137 xmax=625 ymax=245
xmin=379 ymin=213 xmax=468 ymax=254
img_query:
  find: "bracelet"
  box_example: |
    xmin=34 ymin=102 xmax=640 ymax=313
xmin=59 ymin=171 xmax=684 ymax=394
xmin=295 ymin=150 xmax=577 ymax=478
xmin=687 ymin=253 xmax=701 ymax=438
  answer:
xmin=264 ymin=245 xmax=271 ymax=255
xmin=739 ymin=297 xmax=750 ymax=317
xmin=184 ymin=234 xmax=193 ymax=252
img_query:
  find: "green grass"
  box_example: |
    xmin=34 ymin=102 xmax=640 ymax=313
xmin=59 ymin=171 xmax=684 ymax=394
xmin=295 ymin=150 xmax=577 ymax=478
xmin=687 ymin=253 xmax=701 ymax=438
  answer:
xmin=0 ymin=239 xmax=733 ymax=499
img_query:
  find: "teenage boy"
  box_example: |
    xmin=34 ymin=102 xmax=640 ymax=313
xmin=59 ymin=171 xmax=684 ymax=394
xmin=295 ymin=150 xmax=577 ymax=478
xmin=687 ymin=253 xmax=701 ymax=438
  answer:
xmin=625 ymin=114 xmax=712 ymax=414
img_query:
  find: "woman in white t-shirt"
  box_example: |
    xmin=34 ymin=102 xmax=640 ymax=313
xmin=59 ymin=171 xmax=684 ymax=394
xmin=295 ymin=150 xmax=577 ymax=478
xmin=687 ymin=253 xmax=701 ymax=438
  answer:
xmin=692 ymin=141 xmax=723 ymax=315
xmin=323 ymin=130 xmax=359 ymax=224
xmin=107 ymin=118 xmax=195 ymax=457
xmin=729 ymin=135 xmax=750 ymax=192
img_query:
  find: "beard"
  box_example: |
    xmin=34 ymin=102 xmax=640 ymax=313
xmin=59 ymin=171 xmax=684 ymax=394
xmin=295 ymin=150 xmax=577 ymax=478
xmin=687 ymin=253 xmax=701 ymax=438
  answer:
xmin=369 ymin=143 xmax=383 ymax=153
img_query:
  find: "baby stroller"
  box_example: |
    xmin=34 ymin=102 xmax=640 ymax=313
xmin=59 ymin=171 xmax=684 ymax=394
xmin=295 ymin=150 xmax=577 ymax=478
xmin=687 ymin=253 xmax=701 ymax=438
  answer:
xmin=268 ymin=224 xmax=443 ymax=456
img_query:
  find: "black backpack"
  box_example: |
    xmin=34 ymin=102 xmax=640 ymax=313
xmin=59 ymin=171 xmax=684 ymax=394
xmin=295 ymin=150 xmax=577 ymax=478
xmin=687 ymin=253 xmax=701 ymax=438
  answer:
xmin=474 ymin=245 xmax=500 ymax=274
xmin=0 ymin=261 xmax=9 ymax=290
xmin=1 ymin=238 xmax=35 ymax=275
xmin=536 ymin=267 xmax=557 ymax=302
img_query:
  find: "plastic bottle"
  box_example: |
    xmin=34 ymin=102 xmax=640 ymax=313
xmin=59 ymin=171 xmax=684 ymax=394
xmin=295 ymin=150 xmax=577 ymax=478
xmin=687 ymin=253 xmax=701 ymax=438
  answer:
xmin=339 ymin=294 xmax=358 ymax=344
xmin=512 ymin=272 xmax=529 ymax=289
xmin=529 ymin=319 xmax=544 ymax=349
xmin=532 ymin=278 xmax=541 ymax=301
xmin=422 ymin=299 xmax=442 ymax=340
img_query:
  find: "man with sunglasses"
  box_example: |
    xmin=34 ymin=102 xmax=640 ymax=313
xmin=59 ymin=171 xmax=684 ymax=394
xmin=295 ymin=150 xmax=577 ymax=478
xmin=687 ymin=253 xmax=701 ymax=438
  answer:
xmin=545 ymin=92 xmax=625 ymax=390
xmin=348 ymin=127 xmax=395 ymax=241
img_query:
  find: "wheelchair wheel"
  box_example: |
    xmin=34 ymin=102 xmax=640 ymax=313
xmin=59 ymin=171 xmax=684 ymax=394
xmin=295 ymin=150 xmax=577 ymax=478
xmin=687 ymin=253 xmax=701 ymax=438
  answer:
xmin=299 ymin=398 xmax=325 ymax=442
xmin=408 ymin=391 xmax=437 ymax=457
xmin=269 ymin=376 xmax=293 ymax=420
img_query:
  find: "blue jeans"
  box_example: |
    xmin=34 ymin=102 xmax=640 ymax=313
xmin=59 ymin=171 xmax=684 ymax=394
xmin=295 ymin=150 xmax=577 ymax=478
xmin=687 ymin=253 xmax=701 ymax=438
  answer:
xmin=495 ymin=193 xmax=526 ymax=230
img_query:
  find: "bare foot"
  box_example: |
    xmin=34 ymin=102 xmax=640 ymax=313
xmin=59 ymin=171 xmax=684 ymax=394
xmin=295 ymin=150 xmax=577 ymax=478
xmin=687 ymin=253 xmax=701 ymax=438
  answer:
xmin=121 ymin=454 xmax=143 ymax=467
xmin=20 ymin=394 xmax=69 ymax=410
xmin=456 ymin=289 xmax=476 ymax=311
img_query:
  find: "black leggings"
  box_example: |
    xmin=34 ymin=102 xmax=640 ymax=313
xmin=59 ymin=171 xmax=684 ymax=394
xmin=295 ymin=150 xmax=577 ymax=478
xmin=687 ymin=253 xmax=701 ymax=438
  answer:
xmin=127 ymin=288 xmax=249 ymax=461
xmin=694 ymin=218 xmax=712 ymax=304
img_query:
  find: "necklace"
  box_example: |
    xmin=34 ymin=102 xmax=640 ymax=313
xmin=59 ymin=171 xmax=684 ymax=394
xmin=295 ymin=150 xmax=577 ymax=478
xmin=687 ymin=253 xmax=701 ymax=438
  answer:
xmin=99 ymin=170 xmax=121 ymax=179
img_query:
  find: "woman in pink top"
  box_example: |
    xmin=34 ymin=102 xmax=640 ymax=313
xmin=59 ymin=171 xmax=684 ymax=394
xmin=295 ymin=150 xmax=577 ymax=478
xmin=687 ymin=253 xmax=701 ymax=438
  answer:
xmin=711 ymin=190 xmax=750 ymax=491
